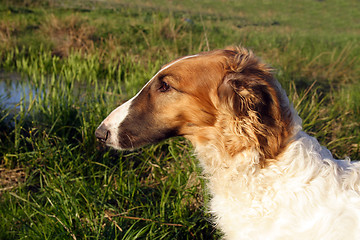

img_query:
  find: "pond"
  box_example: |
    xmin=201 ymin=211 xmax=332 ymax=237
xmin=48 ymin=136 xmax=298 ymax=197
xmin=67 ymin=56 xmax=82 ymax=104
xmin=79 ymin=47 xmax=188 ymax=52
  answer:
xmin=0 ymin=72 xmax=32 ymax=109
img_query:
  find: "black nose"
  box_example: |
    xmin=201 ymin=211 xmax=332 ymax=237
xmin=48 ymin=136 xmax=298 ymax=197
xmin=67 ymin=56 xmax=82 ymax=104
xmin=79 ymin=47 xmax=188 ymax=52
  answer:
xmin=95 ymin=125 xmax=110 ymax=142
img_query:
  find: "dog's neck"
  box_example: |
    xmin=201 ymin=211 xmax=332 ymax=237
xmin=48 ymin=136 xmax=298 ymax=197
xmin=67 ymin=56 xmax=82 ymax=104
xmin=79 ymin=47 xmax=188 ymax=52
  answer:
xmin=195 ymin=144 xmax=262 ymax=176
xmin=192 ymin=128 xmax=335 ymax=199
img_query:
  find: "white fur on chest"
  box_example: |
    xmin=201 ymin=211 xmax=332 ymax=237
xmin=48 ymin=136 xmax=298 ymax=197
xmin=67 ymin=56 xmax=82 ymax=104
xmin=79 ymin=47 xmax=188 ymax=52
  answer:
xmin=195 ymin=131 xmax=360 ymax=240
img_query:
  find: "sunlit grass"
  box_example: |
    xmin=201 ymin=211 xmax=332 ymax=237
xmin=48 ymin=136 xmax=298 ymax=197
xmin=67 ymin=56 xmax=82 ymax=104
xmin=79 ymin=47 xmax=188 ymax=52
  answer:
xmin=0 ymin=0 xmax=359 ymax=239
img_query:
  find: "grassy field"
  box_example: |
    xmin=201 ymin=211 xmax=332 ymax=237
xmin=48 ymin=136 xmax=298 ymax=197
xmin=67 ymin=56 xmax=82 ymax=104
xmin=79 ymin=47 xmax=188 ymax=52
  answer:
xmin=0 ymin=0 xmax=359 ymax=239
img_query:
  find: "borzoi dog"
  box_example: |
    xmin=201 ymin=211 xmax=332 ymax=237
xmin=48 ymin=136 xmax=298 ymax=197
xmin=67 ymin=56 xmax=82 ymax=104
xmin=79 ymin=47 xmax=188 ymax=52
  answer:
xmin=96 ymin=47 xmax=360 ymax=240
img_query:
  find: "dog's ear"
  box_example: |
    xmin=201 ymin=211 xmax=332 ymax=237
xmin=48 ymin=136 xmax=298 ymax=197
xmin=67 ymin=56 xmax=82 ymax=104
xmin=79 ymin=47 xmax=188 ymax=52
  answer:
xmin=220 ymin=71 xmax=278 ymax=124
xmin=219 ymin=49 xmax=280 ymax=126
xmin=218 ymin=48 xmax=292 ymax=162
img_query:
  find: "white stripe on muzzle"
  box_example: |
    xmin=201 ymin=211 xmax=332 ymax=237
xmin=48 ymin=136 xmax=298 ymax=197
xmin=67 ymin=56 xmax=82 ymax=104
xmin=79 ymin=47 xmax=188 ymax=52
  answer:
xmin=96 ymin=54 xmax=198 ymax=149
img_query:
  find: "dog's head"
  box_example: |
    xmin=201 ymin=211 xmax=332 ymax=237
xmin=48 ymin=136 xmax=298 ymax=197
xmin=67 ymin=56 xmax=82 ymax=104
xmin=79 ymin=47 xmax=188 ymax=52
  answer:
xmin=96 ymin=47 xmax=297 ymax=163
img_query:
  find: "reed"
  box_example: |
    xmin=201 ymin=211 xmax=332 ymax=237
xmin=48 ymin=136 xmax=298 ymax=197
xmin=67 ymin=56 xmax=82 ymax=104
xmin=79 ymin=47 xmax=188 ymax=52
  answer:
xmin=0 ymin=0 xmax=359 ymax=239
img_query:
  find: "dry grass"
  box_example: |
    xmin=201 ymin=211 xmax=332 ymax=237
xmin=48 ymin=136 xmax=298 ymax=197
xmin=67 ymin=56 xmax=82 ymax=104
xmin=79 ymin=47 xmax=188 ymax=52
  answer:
xmin=0 ymin=20 xmax=19 ymax=49
xmin=40 ymin=14 xmax=96 ymax=57
xmin=0 ymin=165 xmax=25 ymax=194
xmin=304 ymin=43 xmax=359 ymax=85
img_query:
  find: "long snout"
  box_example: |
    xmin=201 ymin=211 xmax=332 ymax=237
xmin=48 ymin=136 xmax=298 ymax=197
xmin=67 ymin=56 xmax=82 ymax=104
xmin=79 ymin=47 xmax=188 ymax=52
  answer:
xmin=95 ymin=98 xmax=134 ymax=150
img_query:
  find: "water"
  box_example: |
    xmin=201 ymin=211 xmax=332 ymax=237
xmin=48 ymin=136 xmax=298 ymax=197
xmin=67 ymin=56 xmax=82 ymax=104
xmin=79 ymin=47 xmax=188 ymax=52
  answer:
xmin=0 ymin=72 xmax=31 ymax=108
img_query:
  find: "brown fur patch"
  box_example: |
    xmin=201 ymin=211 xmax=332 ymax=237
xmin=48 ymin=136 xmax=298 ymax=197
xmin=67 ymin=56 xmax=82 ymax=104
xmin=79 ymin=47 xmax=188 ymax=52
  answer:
xmin=217 ymin=47 xmax=293 ymax=165
xmin=109 ymin=47 xmax=294 ymax=167
xmin=145 ymin=47 xmax=294 ymax=166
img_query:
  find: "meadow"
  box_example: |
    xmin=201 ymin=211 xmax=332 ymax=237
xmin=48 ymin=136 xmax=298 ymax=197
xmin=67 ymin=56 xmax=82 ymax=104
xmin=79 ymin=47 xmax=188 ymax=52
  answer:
xmin=0 ymin=0 xmax=359 ymax=239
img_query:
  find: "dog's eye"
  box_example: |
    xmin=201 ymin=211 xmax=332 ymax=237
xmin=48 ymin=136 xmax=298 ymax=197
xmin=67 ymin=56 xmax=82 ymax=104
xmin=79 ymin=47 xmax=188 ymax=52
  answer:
xmin=159 ymin=81 xmax=170 ymax=92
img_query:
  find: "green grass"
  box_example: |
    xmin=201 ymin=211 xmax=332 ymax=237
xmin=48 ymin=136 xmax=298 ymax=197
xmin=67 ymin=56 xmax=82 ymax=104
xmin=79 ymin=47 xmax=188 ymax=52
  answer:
xmin=0 ymin=0 xmax=359 ymax=239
